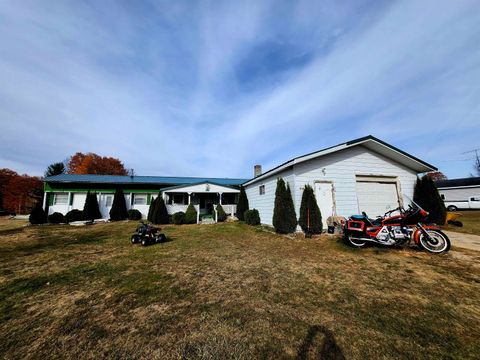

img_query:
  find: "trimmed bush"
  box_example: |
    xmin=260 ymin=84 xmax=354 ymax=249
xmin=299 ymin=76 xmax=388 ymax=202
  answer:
xmin=172 ymin=211 xmax=185 ymax=225
xmin=151 ymin=194 xmax=169 ymax=224
xmin=82 ymin=191 xmax=102 ymax=221
xmin=244 ymin=209 xmax=260 ymax=225
xmin=48 ymin=212 xmax=65 ymax=224
xmin=184 ymin=204 xmax=197 ymax=224
xmin=29 ymin=202 xmax=47 ymax=224
xmin=127 ymin=209 xmax=142 ymax=220
xmin=413 ymin=175 xmax=447 ymax=225
xmin=272 ymin=178 xmax=297 ymax=233
xmin=298 ymin=185 xmax=322 ymax=234
xmin=147 ymin=197 xmax=156 ymax=222
xmin=65 ymin=209 xmax=83 ymax=223
xmin=109 ymin=188 xmax=128 ymax=221
xmin=216 ymin=204 xmax=227 ymax=222
xmin=237 ymin=186 xmax=249 ymax=221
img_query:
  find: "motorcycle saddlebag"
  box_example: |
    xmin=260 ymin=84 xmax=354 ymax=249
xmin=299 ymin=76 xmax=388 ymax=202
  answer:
xmin=346 ymin=220 xmax=365 ymax=232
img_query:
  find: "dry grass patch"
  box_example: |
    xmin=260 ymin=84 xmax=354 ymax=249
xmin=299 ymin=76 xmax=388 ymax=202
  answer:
xmin=0 ymin=220 xmax=479 ymax=359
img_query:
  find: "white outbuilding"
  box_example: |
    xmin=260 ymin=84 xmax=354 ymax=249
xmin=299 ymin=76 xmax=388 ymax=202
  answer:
xmin=244 ymin=136 xmax=436 ymax=227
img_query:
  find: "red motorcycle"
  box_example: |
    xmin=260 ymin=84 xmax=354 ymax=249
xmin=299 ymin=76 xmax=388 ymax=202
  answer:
xmin=344 ymin=201 xmax=450 ymax=254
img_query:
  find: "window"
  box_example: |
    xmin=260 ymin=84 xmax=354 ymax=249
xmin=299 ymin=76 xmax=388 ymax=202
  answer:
xmin=259 ymin=185 xmax=265 ymax=195
xmin=440 ymin=194 xmax=445 ymax=200
xmin=471 ymin=197 xmax=480 ymax=202
xmin=133 ymin=194 xmax=147 ymax=205
xmin=105 ymin=195 xmax=113 ymax=207
xmin=53 ymin=193 xmax=68 ymax=205
xmin=173 ymin=194 xmax=186 ymax=205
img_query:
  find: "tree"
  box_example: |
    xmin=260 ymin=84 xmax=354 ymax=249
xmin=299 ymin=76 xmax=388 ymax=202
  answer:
xmin=413 ymin=175 xmax=447 ymax=225
xmin=44 ymin=162 xmax=65 ymax=177
xmin=236 ymin=186 xmax=249 ymax=221
xmin=147 ymin=197 xmax=157 ymax=222
xmin=151 ymin=193 xmax=169 ymax=224
xmin=109 ymin=188 xmax=128 ymax=221
xmin=425 ymin=171 xmax=447 ymax=181
xmin=272 ymin=178 xmax=297 ymax=234
xmin=67 ymin=152 xmax=128 ymax=175
xmin=216 ymin=204 xmax=227 ymax=222
xmin=473 ymin=151 xmax=480 ymax=177
xmin=82 ymin=191 xmax=102 ymax=221
xmin=298 ymin=185 xmax=322 ymax=234
xmin=185 ymin=203 xmax=197 ymax=224
xmin=29 ymin=202 xmax=47 ymax=224
xmin=0 ymin=168 xmax=43 ymax=214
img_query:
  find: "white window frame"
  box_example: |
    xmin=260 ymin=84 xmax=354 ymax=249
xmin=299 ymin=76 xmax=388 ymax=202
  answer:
xmin=259 ymin=185 xmax=265 ymax=195
xmin=53 ymin=193 xmax=69 ymax=205
xmin=105 ymin=195 xmax=113 ymax=207
xmin=133 ymin=194 xmax=147 ymax=205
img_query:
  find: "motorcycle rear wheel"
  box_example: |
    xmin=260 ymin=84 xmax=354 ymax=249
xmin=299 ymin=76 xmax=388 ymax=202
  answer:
xmin=346 ymin=232 xmax=367 ymax=248
xmin=419 ymin=230 xmax=450 ymax=254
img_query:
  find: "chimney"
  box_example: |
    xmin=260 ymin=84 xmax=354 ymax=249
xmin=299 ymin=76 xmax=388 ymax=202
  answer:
xmin=254 ymin=165 xmax=262 ymax=177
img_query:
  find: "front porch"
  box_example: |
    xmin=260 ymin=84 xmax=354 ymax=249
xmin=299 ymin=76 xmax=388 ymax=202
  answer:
xmin=162 ymin=182 xmax=240 ymax=224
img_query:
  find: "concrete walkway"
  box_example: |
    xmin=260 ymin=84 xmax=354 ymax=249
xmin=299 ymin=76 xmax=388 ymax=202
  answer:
xmin=444 ymin=231 xmax=480 ymax=252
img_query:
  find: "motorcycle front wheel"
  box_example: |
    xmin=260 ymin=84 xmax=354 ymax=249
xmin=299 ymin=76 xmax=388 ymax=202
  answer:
xmin=419 ymin=230 xmax=450 ymax=254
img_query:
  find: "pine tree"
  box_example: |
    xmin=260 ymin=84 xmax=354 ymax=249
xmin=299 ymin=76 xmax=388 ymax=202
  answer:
xmin=237 ymin=186 xmax=249 ymax=221
xmin=109 ymin=188 xmax=128 ymax=221
xmin=147 ymin=196 xmax=157 ymax=222
xmin=413 ymin=175 xmax=447 ymax=225
xmin=216 ymin=204 xmax=227 ymax=222
xmin=185 ymin=203 xmax=197 ymax=224
xmin=151 ymin=193 xmax=169 ymax=224
xmin=82 ymin=191 xmax=102 ymax=221
xmin=44 ymin=162 xmax=65 ymax=177
xmin=272 ymin=178 xmax=297 ymax=234
xmin=29 ymin=202 xmax=47 ymax=224
xmin=298 ymin=185 xmax=322 ymax=234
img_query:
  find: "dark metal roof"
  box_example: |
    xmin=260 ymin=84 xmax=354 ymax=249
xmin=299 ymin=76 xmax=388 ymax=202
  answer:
xmin=44 ymin=174 xmax=248 ymax=187
xmin=435 ymin=177 xmax=480 ymax=188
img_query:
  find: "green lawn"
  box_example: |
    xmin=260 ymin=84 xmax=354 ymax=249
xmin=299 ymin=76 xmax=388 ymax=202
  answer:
xmin=443 ymin=210 xmax=480 ymax=236
xmin=1 ymin=219 xmax=479 ymax=359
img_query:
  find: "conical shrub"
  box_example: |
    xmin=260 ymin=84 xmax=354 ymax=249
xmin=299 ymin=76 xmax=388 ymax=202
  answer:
xmin=29 ymin=202 xmax=47 ymax=224
xmin=109 ymin=188 xmax=128 ymax=221
xmin=185 ymin=203 xmax=197 ymax=224
xmin=298 ymin=185 xmax=322 ymax=234
xmin=237 ymin=186 xmax=249 ymax=221
xmin=272 ymin=178 xmax=297 ymax=234
xmin=413 ymin=175 xmax=446 ymax=225
xmin=82 ymin=191 xmax=102 ymax=221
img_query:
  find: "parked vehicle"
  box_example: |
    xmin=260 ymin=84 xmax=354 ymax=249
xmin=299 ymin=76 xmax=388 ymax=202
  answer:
xmin=444 ymin=196 xmax=480 ymax=211
xmin=131 ymin=222 xmax=166 ymax=246
xmin=343 ymin=200 xmax=450 ymax=254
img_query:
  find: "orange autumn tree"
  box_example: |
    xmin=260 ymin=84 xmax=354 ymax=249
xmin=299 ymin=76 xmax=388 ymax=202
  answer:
xmin=67 ymin=153 xmax=128 ymax=175
xmin=0 ymin=169 xmax=43 ymax=214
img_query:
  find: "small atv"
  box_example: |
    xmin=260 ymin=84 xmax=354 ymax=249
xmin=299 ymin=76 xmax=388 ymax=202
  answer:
xmin=131 ymin=222 xmax=167 ymax=246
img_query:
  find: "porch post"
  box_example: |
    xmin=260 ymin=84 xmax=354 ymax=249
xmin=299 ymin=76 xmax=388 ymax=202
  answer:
xmin=67 ymin=192 xmax=72 ymax=212
xmin=219 ymin=192 xmax=223 ymax=205
xmin=42 ymin=192 xmax=47 ymax=211
xmin=188 ymin=192 xmax=192 ymax=205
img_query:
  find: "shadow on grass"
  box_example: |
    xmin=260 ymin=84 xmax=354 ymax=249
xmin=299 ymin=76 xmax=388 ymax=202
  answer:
xmin=296 ymin=325 xmax=345 ymax=360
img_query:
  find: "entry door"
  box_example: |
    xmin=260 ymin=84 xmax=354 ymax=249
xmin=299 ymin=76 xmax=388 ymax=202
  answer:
xmin=315 ymin=182 xmax=334 ymax=228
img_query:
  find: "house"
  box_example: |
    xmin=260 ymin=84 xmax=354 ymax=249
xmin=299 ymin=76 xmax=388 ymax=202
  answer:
xmin=43 ymin=175 xmax=248 ymax=222
xmin=43 ymin=135 xmax=436 ymax=226
xmin=435 ymin=177 xmax=480 ymax=211
xmin=244 ymin=135 xmax=436 ymax=227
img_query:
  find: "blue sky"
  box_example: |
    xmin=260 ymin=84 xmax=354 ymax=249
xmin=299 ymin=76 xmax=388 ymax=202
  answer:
xmin=0 ymin=0 xmax=479 ymax=179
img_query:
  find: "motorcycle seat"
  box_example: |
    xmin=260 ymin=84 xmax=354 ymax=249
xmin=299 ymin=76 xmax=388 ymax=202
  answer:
xmin=351 ymin=214 xmax=382 ymax=226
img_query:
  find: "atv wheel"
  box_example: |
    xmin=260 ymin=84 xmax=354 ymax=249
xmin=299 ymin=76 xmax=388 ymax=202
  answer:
xmin=131 ymin=235 xmax=139 ymax=244
xmin=157 ymin=233 xmax=166 ymax=243
xmin=141 ymin=238 xmax=148 ymax=247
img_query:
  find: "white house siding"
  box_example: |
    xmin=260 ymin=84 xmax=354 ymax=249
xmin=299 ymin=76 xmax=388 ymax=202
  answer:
xmin=245 ymin=169 xmax=295 ymax=226
xmin=293 ymin=145 xmax=418 ymax=218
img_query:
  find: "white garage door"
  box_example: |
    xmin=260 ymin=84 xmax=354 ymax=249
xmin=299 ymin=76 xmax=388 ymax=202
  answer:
xmin=356 ymin=180 xmax=399 ymax=218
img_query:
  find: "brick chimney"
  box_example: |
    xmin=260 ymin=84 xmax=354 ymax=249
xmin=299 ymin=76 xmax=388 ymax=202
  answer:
xmin=254 ymin=165 xmax=262 ymax=177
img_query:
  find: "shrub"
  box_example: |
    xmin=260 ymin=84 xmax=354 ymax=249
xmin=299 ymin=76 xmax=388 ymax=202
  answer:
xmin=147 ymin=197 xmax=156 ymax=222
xmin=48 ymin=212 xmax=65 ymax=224
xmin=237 ymin=186 xmax=249 ymax=221
xmin=82 ymin=191 xmax=102 ymax=221
xmin=29 ymin=202 xmax=47 ymax=224
xmin=127 ymin=209 xmax=142 ymax=220
xmin=244 ymin=209 xmax=260 ymax=225
xmin=413 ymin=175 xmax=447 ymax=225
xmin=172 ymin=211 xmax=185 ymax=225
xmin=298 ymin=185 xmax=322 ymax=234
xmin=65 ymin=209 xmax=83 ymax=223
xmin=151 ymin=193 xmax=169 ymax=224
xmin=184 ymin=204 xmax=197 ymax=224
xmin=216 ymin=204 xmax=227 ymax=222
xmin=109 ymin=188 xmax=128 ymax=221
xmin=272 ymin=178 xmax=297 ymax=233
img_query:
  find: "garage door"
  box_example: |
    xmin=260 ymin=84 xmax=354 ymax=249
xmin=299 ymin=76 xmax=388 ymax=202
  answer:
xmin=356 ymin=179 xmax=399 ymax=218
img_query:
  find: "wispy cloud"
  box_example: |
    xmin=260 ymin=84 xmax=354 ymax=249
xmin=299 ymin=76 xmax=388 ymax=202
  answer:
xmin=0 ymin=0 xmax=479 ymax=178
